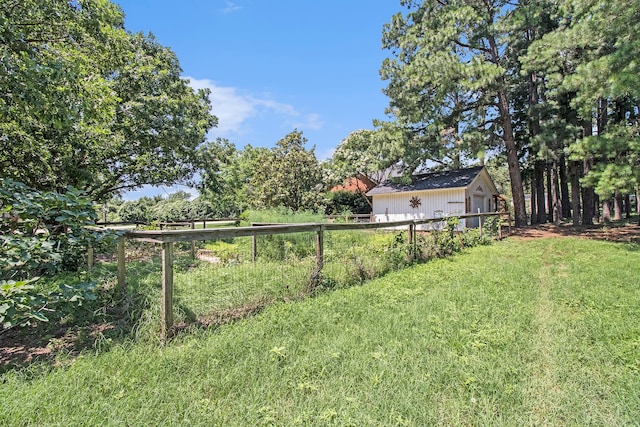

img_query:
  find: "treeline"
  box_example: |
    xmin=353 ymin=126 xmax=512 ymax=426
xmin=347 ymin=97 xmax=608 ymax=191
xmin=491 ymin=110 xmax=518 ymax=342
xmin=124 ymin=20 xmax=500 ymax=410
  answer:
xmin=334 ymin=0 xmax=639 ymax=227
xmin=0 ymin=1 xmax=370 ymax=225
xmin=112 ymin=192 xmax=214 ymax=223
xmin=3 ymin=0 xmax=638 ymax=231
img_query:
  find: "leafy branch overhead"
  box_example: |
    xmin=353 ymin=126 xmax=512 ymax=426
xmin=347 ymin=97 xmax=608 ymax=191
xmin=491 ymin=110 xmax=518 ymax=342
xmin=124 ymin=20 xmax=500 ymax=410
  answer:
xmin=0 ymin=0 xmax=217 ymax=201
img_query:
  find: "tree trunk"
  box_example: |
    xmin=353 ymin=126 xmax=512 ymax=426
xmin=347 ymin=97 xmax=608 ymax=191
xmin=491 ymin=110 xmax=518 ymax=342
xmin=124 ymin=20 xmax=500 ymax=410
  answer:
xmin=569 ymin=160 xmax=581 ymax=226
xmin=487 ymin=35 xmax=527 ymax=227
xmin=625 ymin=194 xmax=631 ymax=219
xmin=530 ymin=174 xmax=538 ymax=225
xmin=535 ymin=161 xmax=546 ymax=224
xmin=581 ymin=121 xmax=595 ymax=225
xmin=637 ymin=187 xmax=640 ymax=225
xmin=551 ymin=160 xmax=562 ymax=224
xmin=498 ymin=91 xmax=527 ymax=227
xmin=528 ymin=69 xmax=541 ymax=226
xmin=613 ymin=191 xmax=623 ymax=220
xmin=602 ymin=199 xmax=612 ymax=223
xmin=546 ymin=164 xmax=553 ymax=223
xmin=559 ymin=154 xmax=571 ymax=219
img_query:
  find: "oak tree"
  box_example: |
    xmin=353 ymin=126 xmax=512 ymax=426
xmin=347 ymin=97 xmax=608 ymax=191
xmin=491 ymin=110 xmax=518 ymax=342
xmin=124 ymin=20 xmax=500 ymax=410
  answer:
xmin=0 ymin=0 xmax=216 ymax=201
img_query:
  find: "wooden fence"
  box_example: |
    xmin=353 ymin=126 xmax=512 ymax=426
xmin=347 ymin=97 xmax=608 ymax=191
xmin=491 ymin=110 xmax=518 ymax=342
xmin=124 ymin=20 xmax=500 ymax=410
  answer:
xmin=105 ymin=212 xmax=508 ymax=338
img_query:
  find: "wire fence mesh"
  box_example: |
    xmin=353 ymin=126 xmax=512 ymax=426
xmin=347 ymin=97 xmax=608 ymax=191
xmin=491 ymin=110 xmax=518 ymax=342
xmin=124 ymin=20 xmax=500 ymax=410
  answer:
xmin=90 ymin=213 xmax=504 ymax=334
xmin=95 ymin=226 xmax=408 ymax=329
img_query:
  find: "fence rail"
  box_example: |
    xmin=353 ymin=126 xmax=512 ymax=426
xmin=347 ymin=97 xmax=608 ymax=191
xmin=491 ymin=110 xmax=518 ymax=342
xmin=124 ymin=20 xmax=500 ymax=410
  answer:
xmin=107 ymin=211 xmax=508 ymax=338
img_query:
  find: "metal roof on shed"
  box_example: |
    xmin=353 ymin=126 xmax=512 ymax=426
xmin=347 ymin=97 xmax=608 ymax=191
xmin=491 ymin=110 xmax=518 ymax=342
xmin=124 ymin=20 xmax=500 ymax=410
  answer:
xmin=366 ymin=166 xmax=486 ymax=196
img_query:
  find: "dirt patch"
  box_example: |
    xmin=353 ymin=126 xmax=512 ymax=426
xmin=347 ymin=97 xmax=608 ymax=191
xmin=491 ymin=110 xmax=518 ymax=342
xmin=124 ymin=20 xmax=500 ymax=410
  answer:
xmin=509 ymin=222 xmax=640 ymax=244
xmin=196 ymin=249 xmax=221 ymax=263
xmin=0 ymin=323 xmax=115 ymax=372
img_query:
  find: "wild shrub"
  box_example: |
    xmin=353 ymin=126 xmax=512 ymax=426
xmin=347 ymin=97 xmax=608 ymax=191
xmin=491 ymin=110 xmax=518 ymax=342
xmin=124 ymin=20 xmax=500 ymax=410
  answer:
xmin=0 ymin=179 xmax=115 ymax=328
xmin=412 ymin=216 xmax=494 ymax=262
xmin=482 ymin=215 xmax=500 ymax=237
xmin=382 ymin=231 xmax=413 ymax=269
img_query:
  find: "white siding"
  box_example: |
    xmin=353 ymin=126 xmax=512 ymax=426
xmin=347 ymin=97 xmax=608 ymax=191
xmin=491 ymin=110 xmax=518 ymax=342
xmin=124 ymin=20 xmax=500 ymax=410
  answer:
xmin=464 ymin=172 xmax=496 ymax=227
xmin=372 ymin=188 xmax=466 ymax=230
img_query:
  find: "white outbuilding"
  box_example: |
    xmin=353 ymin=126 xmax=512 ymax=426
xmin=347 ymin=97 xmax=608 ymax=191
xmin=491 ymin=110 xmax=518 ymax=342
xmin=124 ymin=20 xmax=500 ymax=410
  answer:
xmin=366 ymin=166 xmax=499 ymax=229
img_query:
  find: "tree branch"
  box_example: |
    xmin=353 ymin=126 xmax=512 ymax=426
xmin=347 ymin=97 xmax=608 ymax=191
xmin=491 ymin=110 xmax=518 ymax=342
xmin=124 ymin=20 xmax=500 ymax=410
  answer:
xmin=452 ymin=38 xmax=492 ymax=54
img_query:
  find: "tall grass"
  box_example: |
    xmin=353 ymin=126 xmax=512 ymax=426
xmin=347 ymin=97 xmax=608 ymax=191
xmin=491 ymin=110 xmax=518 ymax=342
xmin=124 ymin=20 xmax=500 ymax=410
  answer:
xmin=1 ymin=237 xmax=638 ymax=425
xmin=241 ymin=207 xmax=326 ymax=224
xmin=149 ymin=218 xmax=492 ymax=333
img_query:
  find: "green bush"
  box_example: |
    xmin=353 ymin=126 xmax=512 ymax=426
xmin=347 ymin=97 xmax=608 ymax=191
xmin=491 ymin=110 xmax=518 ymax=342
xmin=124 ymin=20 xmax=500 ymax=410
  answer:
xmin=325 ymin=190 xmax=371 ymax=215
xmin=482 ymin=215 xmax=500 ymax=237
xmin=411 ymin=216 xmax=494 ymax=262
xmin=0 ymin=179 xmax=115 ymax=328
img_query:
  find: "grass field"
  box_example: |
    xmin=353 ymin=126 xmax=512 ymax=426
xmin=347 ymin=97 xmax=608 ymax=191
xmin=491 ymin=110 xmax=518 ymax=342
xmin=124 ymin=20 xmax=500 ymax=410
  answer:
xmin=1 ymin=236 xmax=639 ymax=426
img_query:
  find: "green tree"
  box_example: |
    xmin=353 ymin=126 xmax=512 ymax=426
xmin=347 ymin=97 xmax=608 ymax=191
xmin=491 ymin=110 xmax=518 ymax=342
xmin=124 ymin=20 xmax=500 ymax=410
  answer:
xmin=326 ymin=190 xmax=371 ymax=215
xmin=329 ymin=129 xmax=388 ymax=187
xmin=151 ymin=191 xmax=193 ymax=222
xmin=200 ymin=140 xmax=269 ymax=217
xmin=187 ymin=197 xmax=214 ymax=220
xmin=118 ymin=196 xmax=159 ymax=223
xmin=562 ymin=0 xmax=640 ymax=221
xmin=381 ymin=0 xmax=528 ymax=226
xmin=250 ymin=130 xmax=325 ymax=212
xmin=0 ymin=0 xmax=216 ymax=201
xmin=525 ymin=0 xmax=640 ymax=222
xmin=327 ymin=129 xmax=391 ymax=211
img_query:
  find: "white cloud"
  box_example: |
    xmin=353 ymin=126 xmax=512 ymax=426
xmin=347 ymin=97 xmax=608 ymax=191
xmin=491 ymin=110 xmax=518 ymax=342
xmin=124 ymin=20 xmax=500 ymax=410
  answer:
xmin=188 ymin=78 xmax=255 ymax=136
xmin=253 ymin=98 xmax=298 ymax=116
xmin=317 ymin=146 xmax=335 ymax=161
xmin=292 ymin=113 xmax=324 ymax=131
xmin=186 ymin=77 xmax=323 ymax=139
xmin=221 ymin=1 xmax=242 ymax=14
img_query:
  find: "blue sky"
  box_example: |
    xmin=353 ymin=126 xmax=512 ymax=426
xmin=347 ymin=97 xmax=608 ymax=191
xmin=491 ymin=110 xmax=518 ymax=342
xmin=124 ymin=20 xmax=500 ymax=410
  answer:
xmin=116 ymin=0 xmax=402 ymax=199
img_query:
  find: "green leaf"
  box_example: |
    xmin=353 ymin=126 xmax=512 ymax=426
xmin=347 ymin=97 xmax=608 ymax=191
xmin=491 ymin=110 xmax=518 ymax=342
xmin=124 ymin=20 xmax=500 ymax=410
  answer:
xmin=29 ymin=311 xmax=49 ymax=322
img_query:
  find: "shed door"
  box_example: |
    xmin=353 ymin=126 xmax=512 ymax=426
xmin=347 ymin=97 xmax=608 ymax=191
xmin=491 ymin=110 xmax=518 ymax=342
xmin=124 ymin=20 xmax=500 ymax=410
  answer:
xmin=468 ymin=195 xmax=485 ymax=227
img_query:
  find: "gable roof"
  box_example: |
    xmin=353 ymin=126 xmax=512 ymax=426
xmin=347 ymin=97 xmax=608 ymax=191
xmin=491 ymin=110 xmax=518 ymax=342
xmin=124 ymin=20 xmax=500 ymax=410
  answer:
xmin=330 ymin=174 xmax=377 ymax=193
xmin=366 ymin=166 xmax=488 ymax=196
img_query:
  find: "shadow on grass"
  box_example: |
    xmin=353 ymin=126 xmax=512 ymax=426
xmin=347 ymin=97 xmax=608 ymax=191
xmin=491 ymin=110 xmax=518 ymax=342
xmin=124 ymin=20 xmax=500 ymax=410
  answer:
xmin=509 ymin=215 xmax=640 ymax=249
xmin=0 ymin=261 xmax=160 ymax=375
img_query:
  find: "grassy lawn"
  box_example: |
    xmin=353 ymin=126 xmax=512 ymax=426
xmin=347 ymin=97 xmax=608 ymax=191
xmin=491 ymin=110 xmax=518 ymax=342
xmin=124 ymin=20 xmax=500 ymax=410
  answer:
xmin=1 ymin=237 xmax=639 ymax=425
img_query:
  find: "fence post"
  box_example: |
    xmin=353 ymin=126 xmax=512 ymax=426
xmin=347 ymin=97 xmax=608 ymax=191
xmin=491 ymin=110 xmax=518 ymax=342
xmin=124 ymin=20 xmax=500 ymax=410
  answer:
xmin=161 ymin=241 xmax=174 ymax=338
xmin=117 ymin=238 xmax=126 ymax=290
xmin=252 ymin=235 xmax=257 ymax=263
xmin=408 ymin=223 xmax=415 ymax=262
xmin=190 ymin=221 xmax=196 ymax=258
xmin=316 ymin=225 xmax=324 ymax=273
xmin=87 ymin=244 xmax=94 ymax=273
xmin=479 ymin=214 xmax=483 ymax=237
